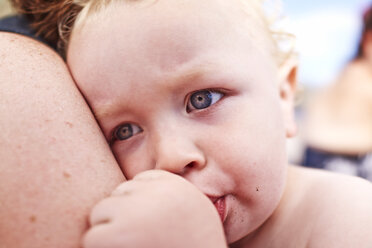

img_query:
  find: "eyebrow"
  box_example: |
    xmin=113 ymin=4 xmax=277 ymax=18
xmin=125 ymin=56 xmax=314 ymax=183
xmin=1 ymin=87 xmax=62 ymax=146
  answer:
xmin=94 ymin=62 xmax=220 ymax=120
xmin=94 ymin=101 xmax=126 ymax=121
xmin=169 ymin=62 xmax=218 ymax=86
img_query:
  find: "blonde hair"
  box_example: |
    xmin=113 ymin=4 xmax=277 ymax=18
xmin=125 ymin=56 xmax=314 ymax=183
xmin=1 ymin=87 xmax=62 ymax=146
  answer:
xmin=11 ymin=0 xmax=295 ymax=63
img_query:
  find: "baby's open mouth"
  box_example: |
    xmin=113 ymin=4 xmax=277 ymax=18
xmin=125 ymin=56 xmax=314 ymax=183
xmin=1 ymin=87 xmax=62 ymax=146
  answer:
xmin=207 ymin=195 xmax=226 ymax=222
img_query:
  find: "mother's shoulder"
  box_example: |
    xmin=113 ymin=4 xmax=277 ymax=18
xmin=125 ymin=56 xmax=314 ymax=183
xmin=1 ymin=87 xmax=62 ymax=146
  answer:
xmin=1 ymin=31 xmax=59 ymax=59
xmin=0 ymin=31 xmax=69 ymax=81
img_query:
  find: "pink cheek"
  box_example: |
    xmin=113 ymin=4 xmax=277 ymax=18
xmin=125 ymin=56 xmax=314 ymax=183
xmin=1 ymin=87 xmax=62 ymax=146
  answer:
xmin=120 ymin=157 xmax=154 ymax=179
xmin=111 ymin=153 xmax=132 ymax=178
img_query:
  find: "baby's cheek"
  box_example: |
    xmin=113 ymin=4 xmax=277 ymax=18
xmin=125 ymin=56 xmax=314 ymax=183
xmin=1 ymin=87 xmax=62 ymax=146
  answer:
xmin=114 ymin=149 xmax=152 ymax=179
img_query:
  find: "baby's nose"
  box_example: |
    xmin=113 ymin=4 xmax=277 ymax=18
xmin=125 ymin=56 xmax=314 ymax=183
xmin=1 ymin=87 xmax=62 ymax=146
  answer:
xmin=154 ymin=133 xmax=206 ymax=175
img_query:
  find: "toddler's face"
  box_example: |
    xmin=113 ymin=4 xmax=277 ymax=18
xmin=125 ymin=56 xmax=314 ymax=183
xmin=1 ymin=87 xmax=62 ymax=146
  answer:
xmin=68 ymin=0 xmax=293 ymax=243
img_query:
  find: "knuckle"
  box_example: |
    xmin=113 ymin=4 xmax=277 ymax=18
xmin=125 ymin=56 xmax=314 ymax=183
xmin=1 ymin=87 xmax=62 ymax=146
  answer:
xmin=111 ymin=181 xmax=136 ymax=196
xmin=89 ymin=198 xmax=117 ymax=226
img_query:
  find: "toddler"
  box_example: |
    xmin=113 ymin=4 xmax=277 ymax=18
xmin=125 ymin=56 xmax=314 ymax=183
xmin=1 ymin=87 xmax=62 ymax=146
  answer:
xmin=17 ymin=0 xmax=372 ymax=247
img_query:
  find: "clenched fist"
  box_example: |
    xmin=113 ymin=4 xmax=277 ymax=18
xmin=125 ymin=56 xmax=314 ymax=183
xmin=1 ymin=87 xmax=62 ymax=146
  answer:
xmin=82 ymin=170 xmax=227 ymax=248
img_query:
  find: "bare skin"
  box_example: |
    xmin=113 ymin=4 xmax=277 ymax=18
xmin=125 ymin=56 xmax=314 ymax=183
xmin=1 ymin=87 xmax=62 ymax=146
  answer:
xmin=0 ymin=31 xmax=228 ymax=248
xmin=66 ymin=0 xmax=372 ymax=247
xmin=0 ymin=32 xmax=125 ymax=248
xmin=83 ymin=170 xmax=227 ymax=248
xmin=231 ymin=165 xmax=372 ymax=248
xmin=3 ymin=0 xmax=371 ymax=247
xmin=305 ymin=59 xmax=372 ymax=154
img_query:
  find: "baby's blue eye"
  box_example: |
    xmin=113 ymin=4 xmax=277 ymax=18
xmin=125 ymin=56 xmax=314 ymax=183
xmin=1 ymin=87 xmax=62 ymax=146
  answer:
xmin=114 ymin=123 xmax=142 ymax=141
xmin=187 ymin=90 xmax=223 ymax=111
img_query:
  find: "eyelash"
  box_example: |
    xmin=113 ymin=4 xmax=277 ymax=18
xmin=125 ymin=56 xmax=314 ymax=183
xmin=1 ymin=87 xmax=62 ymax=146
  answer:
xmin=110 ymin=122 xmax=143 ymax=145
xmin=110 ymin=89 xmax=225 ymax=144
xmin=186 ymin=89 xmax=224 ymax=113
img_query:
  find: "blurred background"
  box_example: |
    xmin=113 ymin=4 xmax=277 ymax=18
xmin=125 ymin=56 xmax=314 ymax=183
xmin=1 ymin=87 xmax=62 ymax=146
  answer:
xmin=0 ymin=0 xmax=12 ymax=18
xmin=282 ymin=0 xmax=372 ymax=165
xmin=285 ymin=0 xmax=370 ymax=89
xmin=1 ymin=0 xmax=372 ymax=179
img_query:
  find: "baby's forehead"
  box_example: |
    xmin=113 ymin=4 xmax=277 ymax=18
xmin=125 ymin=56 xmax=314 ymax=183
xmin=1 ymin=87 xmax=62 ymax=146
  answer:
xmin=73 ymin=0 xmax=274 ymax=56
xmin=67 ymin=0 xmax=280 ymax=95
xmin=67 ymin=0 xmax=280 ymax=121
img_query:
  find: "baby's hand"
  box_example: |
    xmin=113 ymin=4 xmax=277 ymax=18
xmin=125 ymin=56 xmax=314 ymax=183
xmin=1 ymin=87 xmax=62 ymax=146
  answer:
xmin=82 ymin=170 xmax=227 ymax=248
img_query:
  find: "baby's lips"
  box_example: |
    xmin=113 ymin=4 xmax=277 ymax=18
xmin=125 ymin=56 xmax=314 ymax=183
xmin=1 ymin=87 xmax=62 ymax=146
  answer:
xmin=214 ymin=197 xmax=226 ymax=222
xmin=206 ymin=195 xmax=220 ymax=204
xmin=206 ymin=195 xmax=226 ymax=222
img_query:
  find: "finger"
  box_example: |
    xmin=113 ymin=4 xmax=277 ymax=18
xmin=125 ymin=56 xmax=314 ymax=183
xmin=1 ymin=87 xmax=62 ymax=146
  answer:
xmin=82 ymin=223 xmax=114 ymax=248
xmin=133 ymin=169 xmax=166 ymax=180
xmin=133 ymin=169 xmax=185 ymax=182
xmin=89 ymin=197 xmax=125 ymax=226
xmin=111 ymin=170 xmax=174 ymax=197
xmin=110 ymin=180 xmax=138 ymax=196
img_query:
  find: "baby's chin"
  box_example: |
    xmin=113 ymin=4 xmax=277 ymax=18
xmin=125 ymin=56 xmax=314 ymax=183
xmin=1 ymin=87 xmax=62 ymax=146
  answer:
xmin=221 ymin=199 xmax=273 ymax=245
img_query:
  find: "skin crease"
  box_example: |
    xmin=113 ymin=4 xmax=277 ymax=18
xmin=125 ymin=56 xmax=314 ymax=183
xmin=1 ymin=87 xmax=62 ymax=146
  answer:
xmin=67 ymin=0 xmax=296 ymax=245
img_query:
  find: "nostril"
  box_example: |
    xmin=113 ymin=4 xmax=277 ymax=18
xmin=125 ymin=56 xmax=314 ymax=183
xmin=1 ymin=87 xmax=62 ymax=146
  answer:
xmin=186 ymin=162 xmax=195 ymax=169
xmin=176 ymin=162 xmax=195 ymax=175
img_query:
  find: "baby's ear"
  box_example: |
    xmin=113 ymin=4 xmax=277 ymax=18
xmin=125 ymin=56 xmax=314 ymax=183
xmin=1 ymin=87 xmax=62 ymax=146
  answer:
xmin=278 ymin=57 xmax=298 ymax=138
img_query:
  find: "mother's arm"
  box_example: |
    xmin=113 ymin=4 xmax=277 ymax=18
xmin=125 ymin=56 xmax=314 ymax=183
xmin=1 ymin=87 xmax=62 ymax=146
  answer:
xmin=0 ymin=32 xmax=125 ymax=248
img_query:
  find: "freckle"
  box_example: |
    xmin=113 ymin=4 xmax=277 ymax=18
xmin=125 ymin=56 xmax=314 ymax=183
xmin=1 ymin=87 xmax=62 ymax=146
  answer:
xmin=29 ymin=215 xmax=37 ymax=223
xmin=65 ymin=121 xmax=73 ymax=128
xmin=63 ymin=171 xmax=71 ymax=178
xmin=45 ymin=119 xmax=51 ymax=123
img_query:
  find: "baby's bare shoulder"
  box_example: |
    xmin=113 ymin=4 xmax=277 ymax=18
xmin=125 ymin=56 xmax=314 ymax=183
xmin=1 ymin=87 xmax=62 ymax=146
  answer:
xmin=292 ymin=166 xmax=372 ymax=248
